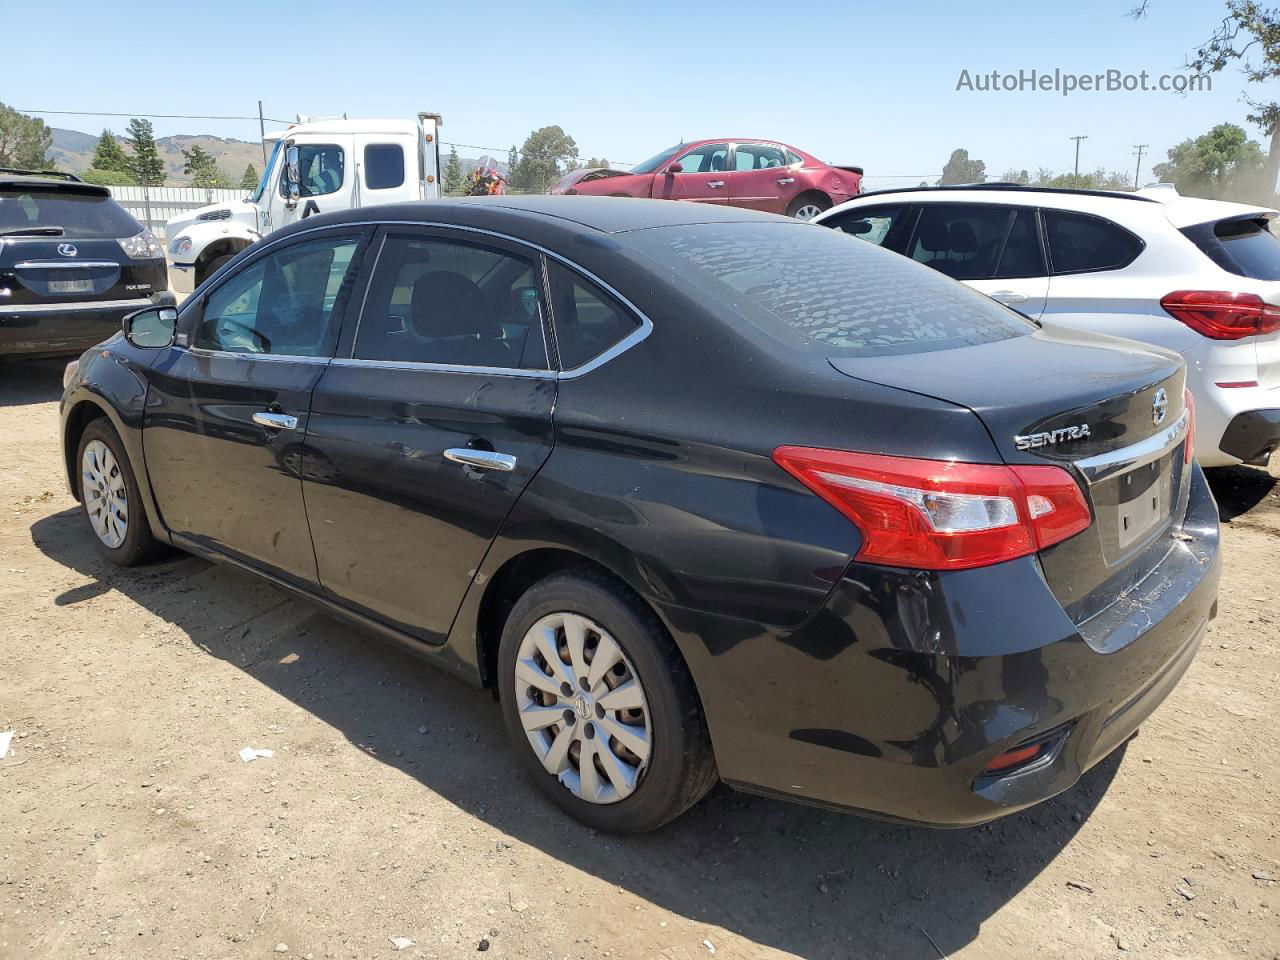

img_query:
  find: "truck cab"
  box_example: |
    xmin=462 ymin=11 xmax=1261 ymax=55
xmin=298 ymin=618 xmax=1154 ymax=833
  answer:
xmin=166 ymin=113 xmax=442 ymax=295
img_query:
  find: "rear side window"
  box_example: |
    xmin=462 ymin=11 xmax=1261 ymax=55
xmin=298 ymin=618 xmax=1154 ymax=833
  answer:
xmin=1180 ymin=216 xmax=1280 ymax=280
xmin=0 ymin=188 xmax=141 ymax=239
xmin=364 ymin=144 xmax=405 ymax=190
xmin=908 ymin=204 xmax=1045 ymax=281
xmin=632 ymin=222 xmax=1032 ymax=359
xmin=546 ymin=262 xmax=640 ymax=369
xmin=1044 ymin=210 xmax=1143 ymax=274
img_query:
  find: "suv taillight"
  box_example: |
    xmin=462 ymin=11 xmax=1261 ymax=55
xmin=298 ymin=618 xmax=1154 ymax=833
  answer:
xmin=1160 ymin=290 xmax=1280 ymax=340
xmin=772 ymin=448 xmax=1092 ymax=570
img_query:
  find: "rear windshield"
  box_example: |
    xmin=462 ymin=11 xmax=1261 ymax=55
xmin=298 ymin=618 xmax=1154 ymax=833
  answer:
xmin=630 ymin=222 xmax=1033 ymax=358
xmin=1180 ymin=216 xmax=1280 ymax=281
xmin=0 ymin=188 xmax=142 ymax=239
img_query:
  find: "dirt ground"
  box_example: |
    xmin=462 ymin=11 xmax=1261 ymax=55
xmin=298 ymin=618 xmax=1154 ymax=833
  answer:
xmin=1 ymin=358 xmax=1277 ymax=960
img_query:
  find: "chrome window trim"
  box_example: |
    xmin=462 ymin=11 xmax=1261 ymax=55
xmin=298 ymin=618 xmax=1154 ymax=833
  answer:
xmin=255 ymin=218 xmax=652 ymax=379
xmin=329 ymin=356 xmax=555 ymax=379
xmin=1074 ymin=409 xmax=1190 ymax=485
xmin=183 ymin=345 xmax=331 ymax=364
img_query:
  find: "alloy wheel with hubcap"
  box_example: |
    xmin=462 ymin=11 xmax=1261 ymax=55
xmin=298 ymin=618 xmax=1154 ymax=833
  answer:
xmin=514 ymin=611 xmax=651 ymax=804
xmin=792 ymin=203 xmax=826 ymax=221
xmin=81 ymin=439 xmax=129 ymax=549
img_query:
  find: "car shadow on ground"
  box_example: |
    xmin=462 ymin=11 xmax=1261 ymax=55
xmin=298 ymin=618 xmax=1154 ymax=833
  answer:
xmin=0 ymin=358 xmax=70 ymax=408
xmin=30 ymin=508 xmax=1128 ymax=960
xmin=1206 ymin=465 xmax=1278 ymax=522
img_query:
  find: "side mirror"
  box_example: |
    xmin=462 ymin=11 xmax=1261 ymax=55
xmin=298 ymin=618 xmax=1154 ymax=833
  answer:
xmin=122 ymin=306 xmax=177 ymax=348
xmin=665 ymin=162 xmax=683 ymax=174
xmin=285 ymin=144 xmax=301 ymax=209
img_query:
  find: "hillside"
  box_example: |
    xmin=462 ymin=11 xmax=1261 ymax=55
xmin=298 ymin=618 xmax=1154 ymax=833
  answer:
xmin=50 ymin=127 xmax=501 ymax=186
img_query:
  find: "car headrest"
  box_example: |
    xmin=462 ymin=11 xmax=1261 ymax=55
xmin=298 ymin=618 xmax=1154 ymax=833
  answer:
xmin=410 ymin=271 xmax=490 ymax=338
xmin=918 ymin=216 xmax=951 ymax=252
xmin=948 ymin=220 xmax=978 ymax=254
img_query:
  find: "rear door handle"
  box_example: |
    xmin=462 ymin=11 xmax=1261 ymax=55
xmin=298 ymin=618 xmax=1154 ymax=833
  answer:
xmin=444 ymin=448 xmax=517 ymax=472
xmin=706 ymin=180 xmax=724 ymax=188
xmin=991 ymin=290 xmax=1029 ymax=305
xmin=776 ymin=177 xmax=795 ymax=185
xmin=252 ymin=411 xmax=298 ymax=431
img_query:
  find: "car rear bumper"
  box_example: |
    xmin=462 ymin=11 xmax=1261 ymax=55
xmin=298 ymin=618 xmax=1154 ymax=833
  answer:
xmin=1218 ymin=408 xmax=1280 ymax=466
xmin=661 ymin=464 xmax=1221 ymax=826
xmin=0 ymin=291 xmax=175 ymax=358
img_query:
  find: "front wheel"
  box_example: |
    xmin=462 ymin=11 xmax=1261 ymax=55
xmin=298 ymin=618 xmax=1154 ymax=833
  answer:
xmin=787 ymin=194 xmax=831 ymax=221
xmin=77 ymin=419 xmax=165 ymax=565
xmin=197 ymin=253 xmax=235 ymax=287
xmin=497 ymin=570 xmax=716 ymax=833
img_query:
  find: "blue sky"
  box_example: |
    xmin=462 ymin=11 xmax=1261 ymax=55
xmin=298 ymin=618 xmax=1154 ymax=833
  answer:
xmin=7 ymin=0 xmax=1271 ymax=186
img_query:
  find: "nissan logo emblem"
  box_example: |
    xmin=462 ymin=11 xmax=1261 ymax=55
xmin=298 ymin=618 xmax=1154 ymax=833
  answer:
xmin=57 ymin=243 xmax=78 ymax=257
xmin=1152 ymin=388 xmax=1169 ymax=426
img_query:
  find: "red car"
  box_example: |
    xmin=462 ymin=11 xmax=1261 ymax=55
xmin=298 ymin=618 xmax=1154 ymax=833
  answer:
xmin=550 ymin=140 xmax=862 ymax=220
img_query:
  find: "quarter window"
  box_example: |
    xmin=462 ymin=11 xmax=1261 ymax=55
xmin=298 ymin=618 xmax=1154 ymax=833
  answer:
xmin=364 ymin=144 xmax=405 ymax=191
xmin=354 ymin=234 xmax=548 ymax=370
xmin=734 ymin=144 xmax=788 ymax=171
xmin=280 ymin=144 xmax=345 ymax=198
xmin=676 ymin=143 xmax=730 ymax=174
xmin=1044 ymin=210 xmax=1143 ymax=274
xmin=546 ymin=262 xmax=640 ymax=369
xmin=194 ymin=234 xmax=361 ymax=356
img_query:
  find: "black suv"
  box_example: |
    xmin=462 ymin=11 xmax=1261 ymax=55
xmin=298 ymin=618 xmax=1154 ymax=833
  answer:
xmin=0 ymin=169 xmax=174 ymax=358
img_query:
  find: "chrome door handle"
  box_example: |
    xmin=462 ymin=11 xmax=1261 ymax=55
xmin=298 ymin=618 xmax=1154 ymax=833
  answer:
xmin=444 ymin=448 xmax=517 ymax=472
xmin=776 ymin=177 xmax=795 ymax=185
xmin=252 ymin=411 xmax=298 ymax=431
xmin=707 ymin=180 xmax=724 ymax=188
xmin=991 ymin=290 xmax=1029 ymax=305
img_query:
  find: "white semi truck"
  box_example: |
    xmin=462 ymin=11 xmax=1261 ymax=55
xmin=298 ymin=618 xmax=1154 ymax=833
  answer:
xmin=165 ymin=113 xmax=443 ymax=294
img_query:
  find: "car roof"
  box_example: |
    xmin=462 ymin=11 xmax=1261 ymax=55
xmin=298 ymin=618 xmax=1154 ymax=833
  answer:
xmin=309 ymin=194 xmax=797 ymax=235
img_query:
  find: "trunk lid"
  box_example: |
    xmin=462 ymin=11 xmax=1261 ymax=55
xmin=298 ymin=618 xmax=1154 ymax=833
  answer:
xmin=830 ymin=323 xmax=1190 ymax=625
xmin=0 ymin=237 xmax=162 ymax=305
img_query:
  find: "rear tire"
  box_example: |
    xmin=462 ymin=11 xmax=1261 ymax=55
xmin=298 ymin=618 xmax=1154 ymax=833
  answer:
xmin=497 ymin=569 xmax=716 ymax=833
xmin=787 ymin=193 xmax=831 ymax=221
xmin=198 ymin=253 xmax=235 ymax=286
xmin=77 ymin=419 xmax=165 ymax=566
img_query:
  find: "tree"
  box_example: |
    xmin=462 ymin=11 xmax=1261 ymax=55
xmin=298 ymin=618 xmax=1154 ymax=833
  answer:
xmin=81 ymin=167 xmax=137 ymax=186
xmin=506 ymin=144 xmax=519 ymax=184
xmin=91 ymin=129 xmax=130 ymax=173
xmin=1152 ymin=122 xmax=1266 ymax=198
xmin=938 ymin=148 xmax=986 ymax=185
xmin=0 ymin=102 xmax=52 ymax=169
xmin=126 ymin=118 xmax=165 ymax=187
xmin=443 ymin=147 xmax=465 ymax=196
xmin=510 ymin=126 xmax=578 ymax=194
xmin=240 ymin=163 xmax=259 ymax=191
xmin=584 ymin=156 xmax=610 ymax=169
xmin=182 ymin=144 xmax=223 ymax=188
xmin=999 ymin=168 xmax=1031 ymax=185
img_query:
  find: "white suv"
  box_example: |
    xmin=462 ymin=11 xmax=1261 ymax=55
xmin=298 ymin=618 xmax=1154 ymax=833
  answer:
xmin=814 ymin=184 xmax=1280 ymax=469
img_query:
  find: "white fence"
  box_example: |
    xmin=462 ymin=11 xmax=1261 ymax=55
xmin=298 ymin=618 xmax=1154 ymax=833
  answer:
xmin=105 ymin=186 xmax=245 ymax=238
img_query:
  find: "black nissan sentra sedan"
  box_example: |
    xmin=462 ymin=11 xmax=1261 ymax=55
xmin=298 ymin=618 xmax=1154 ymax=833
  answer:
xmin=60 ymin=196 xmax=1220 ymax=833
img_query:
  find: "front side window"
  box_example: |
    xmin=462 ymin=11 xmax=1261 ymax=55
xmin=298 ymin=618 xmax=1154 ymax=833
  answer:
xmin=632 ymin=222 xmax=1032 ymax=359
xmin=194 ymin=234 xmax=361 ymax=356
xmin=908 ymin=204 xmax=1045 ymax=281
xmin=546 ymin=262 xmax=640 ymax=369
xmin=734 ymin=144 xmax=788 ymax=171
xmin=1044 ymin=209 xmax=1143 ymax=274
xmin=280 ymin=144 xmax=345 ymax=199
xmin=823 ymin=205 xmax=911 ymax=251
xmin=354 ymin=234 xmax=548 ymax=370
xmin=364 ymin=144 xmax=405 ymax=190
xmin=676 ymin=143 xmax=730 ymax=174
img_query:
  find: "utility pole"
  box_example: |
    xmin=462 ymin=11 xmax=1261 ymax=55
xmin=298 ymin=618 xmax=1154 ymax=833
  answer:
xmin=1132 ymin=144 xmax=1148 ymax=189
xmin=1070 ymin=135 xmax=1089 ymax=177
xmin=258 ymin=100 xmax=267 ymax=164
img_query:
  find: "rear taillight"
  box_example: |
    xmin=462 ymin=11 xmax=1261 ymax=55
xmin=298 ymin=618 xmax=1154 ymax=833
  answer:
xmin=1160 ymin=290 xmax=1280 ymax=340
xmin=772 ymin=447 xmax=1092 ymax=571
xmin=1184 ymin=388 xmax=1196 ymax=465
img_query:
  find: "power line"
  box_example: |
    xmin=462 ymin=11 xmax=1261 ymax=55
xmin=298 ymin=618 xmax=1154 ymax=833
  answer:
xmin=19 ymin=108 xmax=293 ymax=124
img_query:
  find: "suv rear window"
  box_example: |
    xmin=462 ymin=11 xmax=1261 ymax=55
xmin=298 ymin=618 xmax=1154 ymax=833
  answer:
xmin=1180 ymin=216 xmax=1280 ymax=281
xmin=0 ymin=188 xmax=142 ymax=239
xmin=633 ymin=223 xmax=1033 ymax=358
